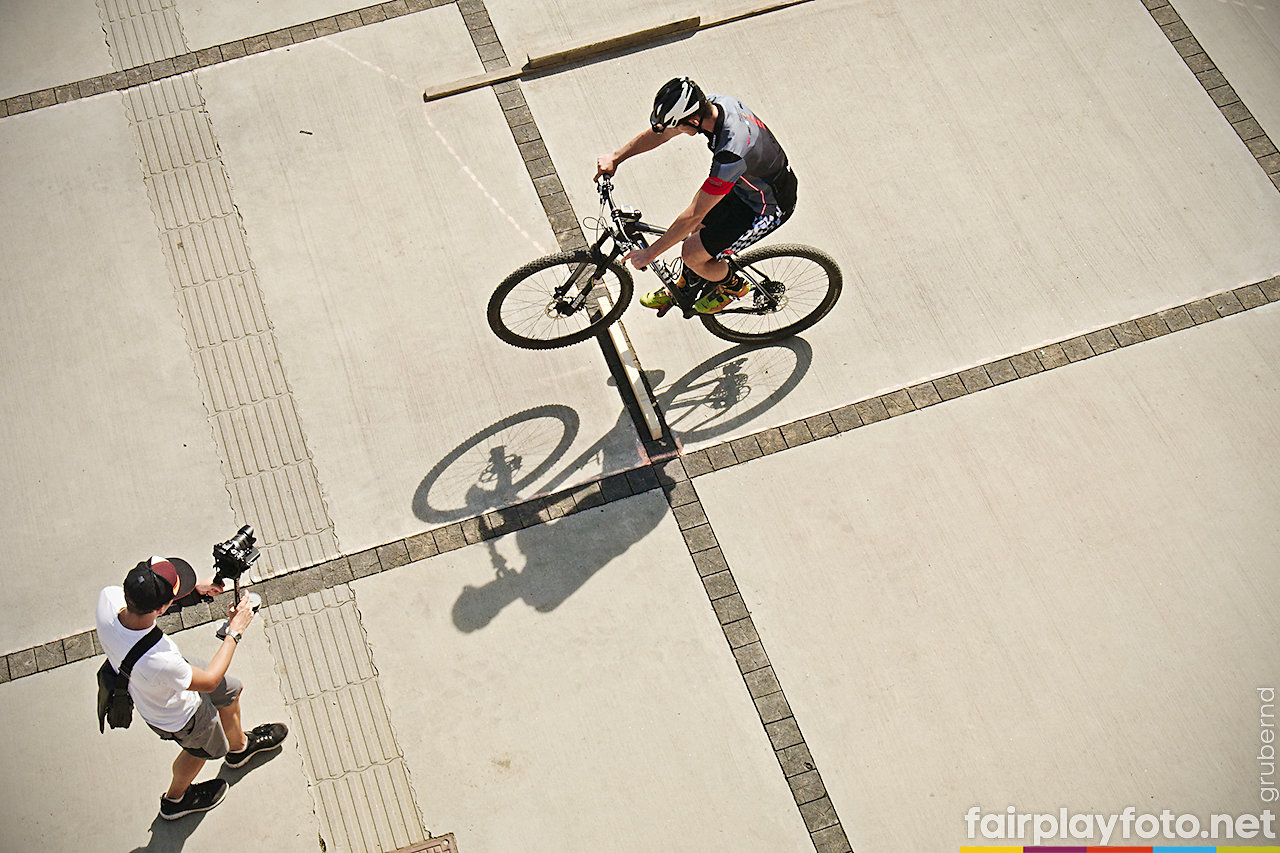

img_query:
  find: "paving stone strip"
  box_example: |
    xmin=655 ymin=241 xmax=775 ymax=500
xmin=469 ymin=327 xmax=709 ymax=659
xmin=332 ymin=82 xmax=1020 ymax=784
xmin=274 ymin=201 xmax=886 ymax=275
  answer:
xmin=10 ymin=275 xmax=1277 ymax=686
xmin=96 ymin=0 xmax=339 ymax=580
xmin=456 ymin=11 xmax=851 ymax=835
xmin=0 ymin=0 xmax=455 ymax=120
xmin=1144 ymin=0 xmax=1280 ymax=192
xmin=659 ymin=464 xmax=853 ymax=853
xmin=7 ymin=280 xmax=1278 ymax=851
xmin=5 ymin=0 xmax=1276 ymax=201
xmin=456 ymin=0 xmax=585 ymax=253
xmin=456 ymin=0 xmax=663 ymax=447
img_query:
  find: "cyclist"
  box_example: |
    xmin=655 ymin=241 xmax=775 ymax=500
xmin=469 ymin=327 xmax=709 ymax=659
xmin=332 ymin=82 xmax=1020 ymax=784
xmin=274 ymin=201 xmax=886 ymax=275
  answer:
xmin=594 ymin=77 xmax=797 ymax=314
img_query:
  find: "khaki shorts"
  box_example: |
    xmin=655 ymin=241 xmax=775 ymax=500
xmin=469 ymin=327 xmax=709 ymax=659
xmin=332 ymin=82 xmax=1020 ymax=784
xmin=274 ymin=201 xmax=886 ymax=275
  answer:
xmin=148 ymin=673 xmax=242 ymax=759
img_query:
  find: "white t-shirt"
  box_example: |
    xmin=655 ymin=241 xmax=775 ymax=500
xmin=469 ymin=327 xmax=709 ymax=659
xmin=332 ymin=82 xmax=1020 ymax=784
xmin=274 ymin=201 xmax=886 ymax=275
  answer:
xmin=95 ymin=586 xmax=201 ymax=732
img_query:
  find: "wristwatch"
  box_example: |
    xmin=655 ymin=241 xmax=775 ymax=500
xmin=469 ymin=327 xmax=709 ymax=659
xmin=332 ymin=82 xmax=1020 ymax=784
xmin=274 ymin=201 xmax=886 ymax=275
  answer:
xmin=228 ymin=630 xmax=242 ymax=643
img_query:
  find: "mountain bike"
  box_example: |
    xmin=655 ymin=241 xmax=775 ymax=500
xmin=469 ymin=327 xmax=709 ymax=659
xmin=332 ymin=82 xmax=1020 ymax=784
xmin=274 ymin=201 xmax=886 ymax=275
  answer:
xmin=487 ymin=177 xmax=842 ymax=349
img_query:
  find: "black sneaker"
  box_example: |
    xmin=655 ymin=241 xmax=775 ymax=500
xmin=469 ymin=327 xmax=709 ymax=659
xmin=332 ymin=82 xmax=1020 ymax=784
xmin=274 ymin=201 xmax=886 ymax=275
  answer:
xmin=159 ymin=779 xmax=228 ymax=820
xmin=224 ymin=722 xmax=288 ymax=769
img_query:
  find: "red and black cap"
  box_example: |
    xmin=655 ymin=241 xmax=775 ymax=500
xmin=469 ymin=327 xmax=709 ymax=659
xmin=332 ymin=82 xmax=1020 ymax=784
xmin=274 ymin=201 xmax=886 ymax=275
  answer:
xmin=123 ymin=556 xmax=197 ymax=612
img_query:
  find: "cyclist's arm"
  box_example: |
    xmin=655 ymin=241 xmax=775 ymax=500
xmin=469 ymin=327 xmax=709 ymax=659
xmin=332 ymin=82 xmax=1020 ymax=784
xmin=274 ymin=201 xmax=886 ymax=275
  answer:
xmin=596 ymin=126 xmax=687 ymax=178
xmin=626 ymin=186 xmax=722 ymax=266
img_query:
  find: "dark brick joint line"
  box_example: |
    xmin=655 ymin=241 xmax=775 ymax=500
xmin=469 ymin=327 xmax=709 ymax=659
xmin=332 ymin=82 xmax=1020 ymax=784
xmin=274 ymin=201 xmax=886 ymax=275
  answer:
xmin=665 ymin=471 xmax=853 ymax=852
xmin=456 ymin=0 xmax=587 ymax=253
xmin=7 ymin=275 xmax=1277 ymax=683
xmin=0 ymin=0 xmax=455 ymax=120
xmin=459 ymin=7 xmax=851 ymax=845
xmin=13 ymin=286 xmax=1272 ymax=853
xmin=1144 ymin=0 xmax=1280 ymax=191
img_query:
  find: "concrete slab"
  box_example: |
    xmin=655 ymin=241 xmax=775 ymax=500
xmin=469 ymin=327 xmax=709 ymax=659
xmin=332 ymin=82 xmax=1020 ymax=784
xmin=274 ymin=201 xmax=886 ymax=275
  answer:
xmin=0 ymin=620 xmax=317 ymax=851
xmin=521 ymin=0 xmax=1280 ymax=449
xmin=177 ymin=0 xmax=385 ymax=53
xmin=0 ymin=98 xmax=232 ymax=654
xmin=1174 ymin=0 xmax=1280 ymax=143
xmin=354 ymin=490 xmax=810 ymax=851
xmin=483 ymin=0 xmax=699 ymax=67
xmin=695 ymin=304 xmax=1280 ymax=849
xmin=195 ymin=13 xmax=642 ymax=552
xmin=0 ymin=0 xmax=113 ymax=100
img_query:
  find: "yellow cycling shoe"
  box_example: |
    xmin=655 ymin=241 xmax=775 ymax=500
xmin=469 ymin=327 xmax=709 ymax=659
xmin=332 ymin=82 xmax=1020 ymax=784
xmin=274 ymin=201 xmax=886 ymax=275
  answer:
xmin=693 ymin=277 xmax=752 ymax=314
xmin=639 ymin=287 xmax=673 ymax=310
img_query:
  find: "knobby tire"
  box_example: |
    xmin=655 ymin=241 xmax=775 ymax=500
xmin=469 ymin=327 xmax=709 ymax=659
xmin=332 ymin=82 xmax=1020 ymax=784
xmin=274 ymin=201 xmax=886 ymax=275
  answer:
xmin=700 ymin=244 xmax=843 ymax=344
xmin=488 ymin=251 xmax=634 ymax=350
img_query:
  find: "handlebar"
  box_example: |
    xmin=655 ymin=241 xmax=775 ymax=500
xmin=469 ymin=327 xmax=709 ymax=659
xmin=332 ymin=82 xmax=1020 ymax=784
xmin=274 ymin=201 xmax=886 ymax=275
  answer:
xmin=595 ymin=175 xmax=616 ymax=208
xmin=595 ymin=176 xmax=646 ymax=252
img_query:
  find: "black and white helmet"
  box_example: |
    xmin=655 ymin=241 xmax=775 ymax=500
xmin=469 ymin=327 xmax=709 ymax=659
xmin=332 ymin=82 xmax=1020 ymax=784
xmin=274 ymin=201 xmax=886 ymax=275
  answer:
xmin=650 ymin=77 xmax=706 ymax=132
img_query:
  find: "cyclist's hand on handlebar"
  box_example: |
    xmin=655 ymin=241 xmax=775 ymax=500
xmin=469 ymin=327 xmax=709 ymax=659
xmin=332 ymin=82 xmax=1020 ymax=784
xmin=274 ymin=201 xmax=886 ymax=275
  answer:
xmin=626 ymin=246 xmax=658 ymax=270
xmin=594 ymin=154 xmax=617 ymax=180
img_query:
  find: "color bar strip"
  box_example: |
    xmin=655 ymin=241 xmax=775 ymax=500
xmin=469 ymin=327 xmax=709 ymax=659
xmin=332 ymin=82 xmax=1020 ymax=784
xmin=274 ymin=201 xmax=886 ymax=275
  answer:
xmin=961 ymin=847 xmax=1280 ymax=852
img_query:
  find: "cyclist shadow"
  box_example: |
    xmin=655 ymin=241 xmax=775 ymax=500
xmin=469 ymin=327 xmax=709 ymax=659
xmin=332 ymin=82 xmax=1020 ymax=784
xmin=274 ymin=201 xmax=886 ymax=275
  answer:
xmin=415 ymin=338 xmax=813 ymax=632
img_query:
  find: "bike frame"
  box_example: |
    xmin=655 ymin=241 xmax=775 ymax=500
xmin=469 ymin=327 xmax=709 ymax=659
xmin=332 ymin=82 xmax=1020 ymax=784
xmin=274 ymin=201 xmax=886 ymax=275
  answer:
xmin=567 ymin=177 xmax=780 ymax=320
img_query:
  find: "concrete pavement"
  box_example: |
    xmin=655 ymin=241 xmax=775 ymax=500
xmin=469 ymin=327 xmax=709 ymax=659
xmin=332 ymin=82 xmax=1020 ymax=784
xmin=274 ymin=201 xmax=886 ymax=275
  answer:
xmin=1 ymin=0 xmax=1277 ymax=851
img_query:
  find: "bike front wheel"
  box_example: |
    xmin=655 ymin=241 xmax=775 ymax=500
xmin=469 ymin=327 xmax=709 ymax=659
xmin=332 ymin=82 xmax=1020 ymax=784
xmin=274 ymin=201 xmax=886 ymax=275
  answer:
xmin=488 ymin=250 xmax=634 ymax=349
xmin=700 ymin=244 xmax=842 ymax=344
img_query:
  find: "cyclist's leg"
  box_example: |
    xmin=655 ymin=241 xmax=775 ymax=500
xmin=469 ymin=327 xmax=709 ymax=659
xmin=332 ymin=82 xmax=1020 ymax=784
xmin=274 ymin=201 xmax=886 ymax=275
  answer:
xmin=692 ymin=184 xmax=795 ymax=312
xmin=639 ymin=196 xmax=741 ymax=310
xmin=681 ymin=232 xmax=729 ymax=282
xmin=639 ymin=230 xmax=734 ymax=311
xmin=688 ymin=192 xmax=756 ymax=279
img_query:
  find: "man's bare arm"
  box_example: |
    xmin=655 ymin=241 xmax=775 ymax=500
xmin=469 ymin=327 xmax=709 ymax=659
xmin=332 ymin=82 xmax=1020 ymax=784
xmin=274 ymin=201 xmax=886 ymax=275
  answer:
xmin=187 ymin=596 xmax=255 ymax=693
xmin=595 ymin=126 xmax=688 ymax=178
xmin=626 ymin=187 xmax=722 ymax=268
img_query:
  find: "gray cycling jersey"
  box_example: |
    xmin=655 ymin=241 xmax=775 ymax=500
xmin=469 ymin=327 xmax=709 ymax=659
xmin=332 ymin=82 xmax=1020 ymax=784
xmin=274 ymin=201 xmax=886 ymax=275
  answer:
xmin=701 ymin=94 xmax=790 ymax=216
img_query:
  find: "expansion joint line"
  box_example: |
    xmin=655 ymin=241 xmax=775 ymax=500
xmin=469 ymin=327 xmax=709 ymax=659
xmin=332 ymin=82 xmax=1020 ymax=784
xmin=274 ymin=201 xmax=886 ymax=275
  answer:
xmin=455 ymin=0 xmax=669 ymax=450
xmin=1143 ymin=0 xmax=1280 ymax=192
xmin=660 ymin=468 xmax=855 ymax=853
xmin=457 ymin=6 xmax=843 ymax=848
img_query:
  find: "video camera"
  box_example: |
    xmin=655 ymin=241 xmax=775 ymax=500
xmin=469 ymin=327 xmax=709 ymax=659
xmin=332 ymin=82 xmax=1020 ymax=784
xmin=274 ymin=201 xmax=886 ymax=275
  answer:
xmin=212 ymin=524 xmax=259 ymax=604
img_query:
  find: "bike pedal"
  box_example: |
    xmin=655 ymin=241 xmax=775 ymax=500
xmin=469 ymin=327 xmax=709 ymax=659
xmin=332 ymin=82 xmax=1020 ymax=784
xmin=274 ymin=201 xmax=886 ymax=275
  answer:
xmin=655 ymin=303 xmax=673 ymax=318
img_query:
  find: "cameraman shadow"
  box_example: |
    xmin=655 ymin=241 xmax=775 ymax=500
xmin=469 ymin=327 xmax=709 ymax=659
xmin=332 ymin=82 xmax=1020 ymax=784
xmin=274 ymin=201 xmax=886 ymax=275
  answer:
xmin=452 ymin=478 xmax=670 ymax=632
xmin=446 ymin=338 xmax=813 ymax=632
xmin=127 ymin=749 xmax=281 ymax=852
xmin=451 ymin=394 xmax=659 ymax=632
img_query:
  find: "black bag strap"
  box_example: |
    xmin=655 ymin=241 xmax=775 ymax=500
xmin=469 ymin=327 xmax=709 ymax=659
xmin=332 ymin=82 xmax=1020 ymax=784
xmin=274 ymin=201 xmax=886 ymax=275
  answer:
xmin=118 ymin=626 xmax=164 ymax=680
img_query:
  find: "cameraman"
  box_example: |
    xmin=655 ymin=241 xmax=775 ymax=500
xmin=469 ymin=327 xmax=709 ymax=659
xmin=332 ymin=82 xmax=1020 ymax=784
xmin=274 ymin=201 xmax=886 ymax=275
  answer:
xmin=95 ymin=556 xmax=288 ymax=820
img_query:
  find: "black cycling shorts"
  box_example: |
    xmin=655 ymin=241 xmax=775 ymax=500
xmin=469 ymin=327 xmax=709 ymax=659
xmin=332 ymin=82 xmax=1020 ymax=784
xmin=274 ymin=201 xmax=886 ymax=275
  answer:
xmin=696 ymin=168 xmax=797 ymax=260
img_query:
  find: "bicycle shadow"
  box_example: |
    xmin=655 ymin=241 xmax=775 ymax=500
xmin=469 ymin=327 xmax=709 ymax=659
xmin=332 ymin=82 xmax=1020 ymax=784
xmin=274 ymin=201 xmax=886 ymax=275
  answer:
xmin=412 ymin=338 xmax=813 ymax=632
xmin=126 ymin=750 xmax=281 ymax=852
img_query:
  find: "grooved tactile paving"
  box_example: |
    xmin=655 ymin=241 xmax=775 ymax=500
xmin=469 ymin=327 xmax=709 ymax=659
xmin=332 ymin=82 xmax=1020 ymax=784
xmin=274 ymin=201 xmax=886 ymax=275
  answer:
xmin=267 ymin=586 xmax=428 ymax=853
xmin=98 ymin=0 xmax=338 ymax=580
xmin=100 ymin=0 xmax=186 ymax=68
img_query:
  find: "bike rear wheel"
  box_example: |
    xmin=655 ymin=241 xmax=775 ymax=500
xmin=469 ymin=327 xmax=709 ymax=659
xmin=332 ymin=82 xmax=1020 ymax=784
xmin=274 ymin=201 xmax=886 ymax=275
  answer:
xmin=488 ymin=250 xmax=634 ymax=349
xmin=700 ymin=244 xmax=842 ymax=344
